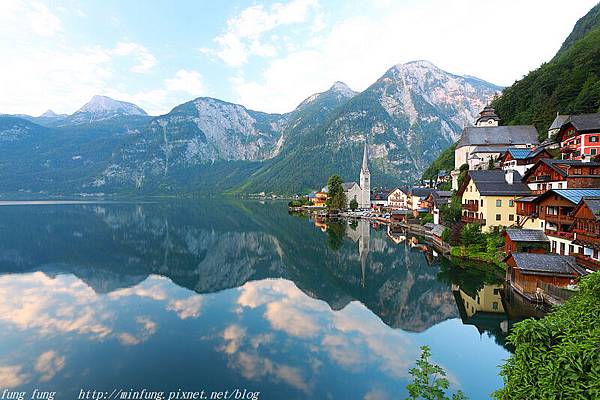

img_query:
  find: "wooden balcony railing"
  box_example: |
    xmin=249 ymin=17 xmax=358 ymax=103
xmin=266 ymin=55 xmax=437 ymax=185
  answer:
xmin=545 ymin=230 xmax=574 ymax=240
xmin=543 ymin=213 xmax=574 ymax=226
xmin=575 ymin=254 xmax=600 ymax=271
xmin=461 ymin=202 xmax=479 ymax=212
xmin=574 ymin=229 xmax=600 ymax=246
xmin=461 ymin=215 xmax=486 ymax=225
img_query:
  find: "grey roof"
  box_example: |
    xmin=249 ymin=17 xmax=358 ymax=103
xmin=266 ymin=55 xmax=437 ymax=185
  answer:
xmin=508 ymin=253 xmax=584 ymax=276
xmin=567 ymin=113 xmax=600 ymax=132
xmin=549 ymin=114 xmax=569 ymax=131
xmin=472 ymin=145 xmax=511 ymax=153
xmin=456 ymin=125 xmax=539 ymax=149
xmin=430 ymin=224 xmax=445 ymax=237
xmin=342 ymin=182 xmax=358 ymax=191
xmin=468 ymin=170 xmax=531 ymax=196
xmin=391 ymin=209 xmax=410 ymax=215
xmin=582 ymin=197 xmax=600 ymax=221
xmin=411 ymin=187 xmax=435 ymax=198
xmin=433 ymin=190 xmax=452 ymax=198
xmin=516 ymin=195 xmax=539 ymax=203
xmin=505 ymin=229 xmax=549 ymax=243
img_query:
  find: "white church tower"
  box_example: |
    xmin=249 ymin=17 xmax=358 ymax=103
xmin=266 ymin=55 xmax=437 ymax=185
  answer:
xmin=359 ymin=142 xmax=371 ymax=209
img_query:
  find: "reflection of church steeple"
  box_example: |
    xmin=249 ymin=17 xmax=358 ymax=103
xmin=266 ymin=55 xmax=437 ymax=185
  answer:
xmin=357 ymin=220 xmax=370 ymax=287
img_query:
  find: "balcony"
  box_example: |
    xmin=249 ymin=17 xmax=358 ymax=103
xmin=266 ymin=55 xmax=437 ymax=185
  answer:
xmin=543 ymin=213 xmax=574 ymax=226
xmin=461 ymin=202 xmax=479 ymax=212
xmin=575 ymin=254 xmax=600 ymax=271
xmin=574 ymin=229 xmax=600 ymax=246
xmin=560 ymin=144 xmax=577 ymax=153
xmin=461 ymin=215 xmax=486 ymax=225
xmin=531 ymin=175 xmax=552 ymax=182
xmin=545 ymin=230 xmax=574 ymax=240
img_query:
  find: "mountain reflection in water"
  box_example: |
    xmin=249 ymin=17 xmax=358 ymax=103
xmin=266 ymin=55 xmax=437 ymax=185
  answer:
xmin=0 ymin=200 xmax=530 ymax=399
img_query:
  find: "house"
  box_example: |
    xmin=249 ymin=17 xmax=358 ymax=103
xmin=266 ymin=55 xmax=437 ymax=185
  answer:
xmin=371 ymin=189 xmax=390 ymax=209
xmin=387 ymin=187 xmax=410 ymax=209
xmin=306 ymin=191 xmax=326 ymax=207
xmin=502 ymin=229 xmax=549 ymax=255
xmin=499 ymin=147 xmax=552 ymax=176
xmin=426 ymin=190 xmax=452 ymax=224
xmin=340 ymin=143 xmax=371 ymax=209
xmin=452 ymin=284 xmax=507 ymax=336
xmin=521 ymin=159 xmax=600 ymax=194
xmin=457 ymin=170 xmax=531 ymax=232
xmin=571 ymin=197 xmax=600 ymax=271
xmin=547 ymin=113 xmax=570 ymax=139
xmin=409 ymin=187 xmax=435 ymax=211
xmin=436 ymin=170 xmax=450 ymax=186
xmin=504 ymin=253 xmax=586 ymax=298
xmin=454 ymin=124 xmax=538 ymax=170
xmin=515 ymin=189 xmax=600 ymax=257
xmin=558 ymin=113 xmax=600 ymax=160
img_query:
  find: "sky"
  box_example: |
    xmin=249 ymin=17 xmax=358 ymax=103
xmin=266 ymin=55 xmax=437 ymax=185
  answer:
xmin=1 ymin=0 xmax=598 ymax=116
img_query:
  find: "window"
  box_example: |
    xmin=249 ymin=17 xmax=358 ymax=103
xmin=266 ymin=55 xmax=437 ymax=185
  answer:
xmin=496 ymin=214 xmax=501 ymax=221
xmin=569 ymin=245 xmax=574 ymax=255
xmin=493 ymin=288 xmax=501 ymax=295
xmin=592 ymin=149 xmax=597 ymax=156
xmin=558 ymin=183 xmax=563 ymax=189
xmin=591 ymin=136 xmax=599 ymax=143
xmin=509 ymin=214 xmax=514 ymax=221
xmin=509 ymin=200 xmax=514 ymax=207
xmin=574 ymin=168 xmax=582 ymax=175
xmin=496 ymin=199 xmax=502 ymax=207
xmin=492 ymin=302 xmax=498 ymax=310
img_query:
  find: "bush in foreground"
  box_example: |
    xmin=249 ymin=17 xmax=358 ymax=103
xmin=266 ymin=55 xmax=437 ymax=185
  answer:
xmin=494 ymin=272 xmax=600 ymax=399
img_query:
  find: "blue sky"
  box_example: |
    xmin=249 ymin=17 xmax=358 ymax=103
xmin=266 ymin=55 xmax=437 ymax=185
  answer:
xmin=1 ymin=0 xmax=598 ymax=116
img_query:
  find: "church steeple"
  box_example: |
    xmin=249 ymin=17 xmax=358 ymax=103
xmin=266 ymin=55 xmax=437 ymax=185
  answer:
xmin=361 ymin=142 xmax=369 ymax=172
xmin=359 ymin=140 xmax=371 ymax=209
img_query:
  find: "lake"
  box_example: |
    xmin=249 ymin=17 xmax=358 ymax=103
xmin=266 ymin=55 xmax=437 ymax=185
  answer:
xmin=0 ymin=201 xmax=539 ymax=399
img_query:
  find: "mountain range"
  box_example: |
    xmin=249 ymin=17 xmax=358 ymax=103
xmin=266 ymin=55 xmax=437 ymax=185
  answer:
xmin=0 ymin=60 xmax=500 ymax=196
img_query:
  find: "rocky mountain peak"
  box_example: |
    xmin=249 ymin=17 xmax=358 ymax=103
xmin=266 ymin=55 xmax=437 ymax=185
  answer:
xmin=75 ymin=95 xmax=147 ymax=116
xmin=39 ymin=109 xmax=64 ymax=118
xmin=329 ymin=81 xmax=356 ymax=97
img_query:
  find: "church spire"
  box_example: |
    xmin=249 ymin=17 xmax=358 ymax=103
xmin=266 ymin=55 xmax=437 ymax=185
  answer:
xmin=361 ymin=142 xmax=369 ymax=172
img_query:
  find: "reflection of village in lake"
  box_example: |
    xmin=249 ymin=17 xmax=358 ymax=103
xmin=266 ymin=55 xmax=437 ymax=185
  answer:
xmin=0 ymin=200 xmax=536 ymax=398
xmin=309 ymin=214 xmax=548 ymax=343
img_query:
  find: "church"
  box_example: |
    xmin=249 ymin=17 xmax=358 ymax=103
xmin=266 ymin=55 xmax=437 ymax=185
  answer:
xmin=343 ymin=143 xmax=371 ymax=209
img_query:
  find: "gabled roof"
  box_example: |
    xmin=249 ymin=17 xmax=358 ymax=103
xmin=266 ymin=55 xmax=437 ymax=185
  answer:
xmin=572 ymin=196 xmax=600 ymax=221
xmin=503 ymin=146 xmax=549 ymax=161
xmin=342 ymin=182 xmax=359 ymax=191
xmin=456 ymin=125 xmax=539 ymax=149
xmin=522 ymin=158 xmax=600 ymax=181
xmin=536 ymin=189 xmax=600 ymax=206
xmin=504 ymin=229 xmax=549 ymax=243
xmin=506 ymin=253 xmax=585 ymax=276
xmin=549 ymin=114 xmax=569 ymax=131
xmin=462 ymin=170 xmax=531 ymax=196
xmin=566 ymin=113 xmax=600 ymax=132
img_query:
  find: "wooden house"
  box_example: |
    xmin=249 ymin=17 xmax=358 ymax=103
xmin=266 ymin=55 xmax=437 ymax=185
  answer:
xmin=504 ymin=253 xmax=586 ymax=298
xmin=572 ymin=197 xmax=600 ymax=271
xmin=503 ymin=229 xmax=549 ymax=255
xmin=521 ymin=159 xmax=600 ymax=195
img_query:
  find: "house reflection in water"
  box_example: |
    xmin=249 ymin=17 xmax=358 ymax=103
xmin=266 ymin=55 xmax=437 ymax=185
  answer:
xmin=453 ymin=283 xmax=509 ymax=337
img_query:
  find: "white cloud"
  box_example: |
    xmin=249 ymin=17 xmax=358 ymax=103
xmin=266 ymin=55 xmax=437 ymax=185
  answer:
xmin=165 ymin=69 xmax=205 ymax=95
xmin=113 ymin=41 xmax=157 ymax=73
xmin=203 ymin=0 xmax=320 ymax=67
xmin=1 ymin=1 xmax=63 ymax=37
xmin=34 ymin=351 xmax=66 ymax=382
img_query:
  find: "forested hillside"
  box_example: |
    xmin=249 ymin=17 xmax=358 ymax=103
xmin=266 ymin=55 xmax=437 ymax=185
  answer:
xmin=492 ymin=3 xmax=600 ymax=140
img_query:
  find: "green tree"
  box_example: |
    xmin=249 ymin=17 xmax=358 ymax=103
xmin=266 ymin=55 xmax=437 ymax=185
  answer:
xmin=460 ymin=223 xmax=486 ymax=252
xmin=494 ymin=272 xmax=600 ymax=399
xmin=327 ymin=175 xmax=347 ymax=210
xmin=406 ymin=346 xmax=467 ymax=400
xmin=441 ymin=195 xmax=462 ymax=225
xmin=349 ymin=198 xmax=358 ymax=211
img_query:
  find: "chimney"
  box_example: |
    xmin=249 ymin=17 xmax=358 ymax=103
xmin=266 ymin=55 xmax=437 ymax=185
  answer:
xmin=505 ymin=170 xmax=514 ymax=184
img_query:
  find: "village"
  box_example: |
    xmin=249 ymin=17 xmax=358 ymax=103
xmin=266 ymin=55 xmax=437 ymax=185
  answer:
xmin=290 ymin=106 xmax=600 ymax=307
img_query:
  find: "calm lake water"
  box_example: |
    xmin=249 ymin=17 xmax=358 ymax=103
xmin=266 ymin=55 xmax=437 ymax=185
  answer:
xmin=0 ymin=201 xmax=539 ymax=399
